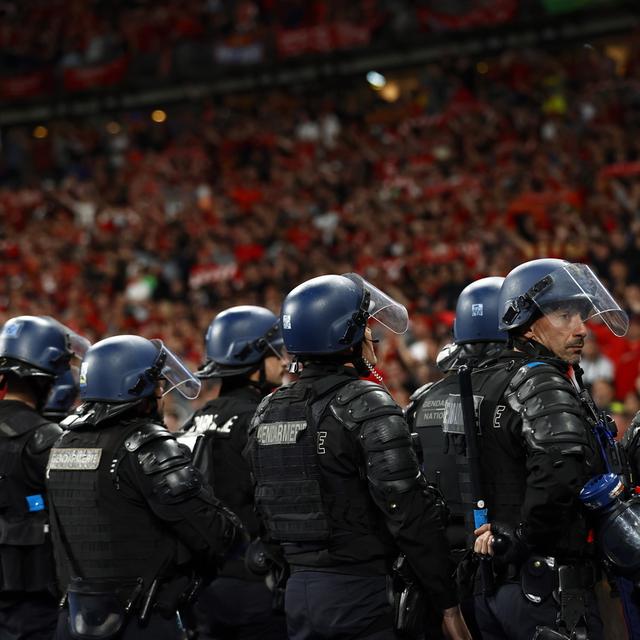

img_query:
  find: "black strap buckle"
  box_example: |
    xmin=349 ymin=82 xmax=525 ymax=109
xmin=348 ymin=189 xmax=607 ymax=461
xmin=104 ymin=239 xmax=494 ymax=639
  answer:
xmin=338 ymin=290 xmax=371 ymax=345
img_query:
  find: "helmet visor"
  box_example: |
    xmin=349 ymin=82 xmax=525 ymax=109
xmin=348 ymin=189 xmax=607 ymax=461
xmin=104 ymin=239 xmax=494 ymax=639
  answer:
xmin=342 ymin=273 xmax=409 ymax=334
xmin=42 ymin=317 xmax=91 ymax=360
xmin=151 ymin=339 xmax=202 ymax=400
xmin=532 ymin=263 xmax=629 ymax=337
xmin=68 ymin=332 xmax=91 ymax=360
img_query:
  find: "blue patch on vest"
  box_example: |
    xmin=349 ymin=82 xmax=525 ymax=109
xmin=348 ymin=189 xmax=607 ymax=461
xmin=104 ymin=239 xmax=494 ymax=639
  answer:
xmin=26 ymin=494 xmax=45 ymax=512
xmin=526 ymin=362 xmax=545 ymax=368
xmin=473 ymin=508 xmax=488 ymax=528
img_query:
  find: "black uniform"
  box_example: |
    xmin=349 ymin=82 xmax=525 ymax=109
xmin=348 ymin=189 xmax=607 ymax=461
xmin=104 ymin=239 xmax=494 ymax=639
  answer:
xmin=246 ymin=363 xmax=457 ymax=639
xmin=407 ymin=376 xmax=475 ymax=552
xmin=47 ymin=414 xmax=238 ymax=640
xmin=468 ymin=347 xmax=605 ymax=640
xmin=0 ymin=399 xmax=62 ymax=640
xmin=181 ymin=382 xmax=287 ymax=640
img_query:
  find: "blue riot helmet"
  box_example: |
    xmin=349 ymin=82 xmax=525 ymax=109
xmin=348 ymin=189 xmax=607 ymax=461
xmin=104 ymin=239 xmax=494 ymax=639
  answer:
xmin=580 ymin=474 xmax=640 ymax=578
xmin=436 ymin=277 xmax=507 ymax=372
xmin=454 ymin=277 xmax=507 ymax=344
xmin=281 ymin=273 xmax=408 ymax=356
xmin=0 ymin=315 xmax=89 ymax=380
xmin=499 ymin=259 xmax=629 ymax=337
xmin=64 ymin=335 xmax=201 ymax=427
xmin=43 ymin=368 xmax=79 ymax=421
xmin=198 ymin=306 xmax=283 ymax=379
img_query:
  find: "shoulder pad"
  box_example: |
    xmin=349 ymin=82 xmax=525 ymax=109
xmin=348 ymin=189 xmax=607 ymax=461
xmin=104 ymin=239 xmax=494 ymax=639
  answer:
xmin=29 ymin=422 xmax=63 ymax=453
xmin=409 ymin=382 xmax=434 ymax=403
xmin=134 ymin=433 xmax=192 ymax=476
xmin=507 ymin=363 xmax=582 ymax=419
xmin=507 ymin=363 xmax=588 ymax=451
xmin=125 ymin=423 xmax=173 ymax=452
xmin=330 ymin=380 xmax=402 ymax=431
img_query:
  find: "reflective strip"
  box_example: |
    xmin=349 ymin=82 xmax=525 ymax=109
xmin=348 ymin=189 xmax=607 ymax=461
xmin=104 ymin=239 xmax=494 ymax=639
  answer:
xmin=48 ymin=448 xmax=102 ymax=471
xmin=256 ymin=421 xmax=307 ymax=446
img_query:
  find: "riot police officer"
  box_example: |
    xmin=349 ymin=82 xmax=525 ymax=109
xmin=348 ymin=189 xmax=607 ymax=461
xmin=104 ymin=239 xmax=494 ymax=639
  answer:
xmin=0 ymin=315 xmax=89 ymax=640
xmin=47 ymin=335 xmax=242 ymax=640
xmin=246 ymin=274 xmax=471 ymax=640
xmin=180 ymin=305 xmax=288 ymax=640
xmin=470 ymin=259 xmax=630 ymax=640
xmin=405 ymin=277 xmax=506 ymax=637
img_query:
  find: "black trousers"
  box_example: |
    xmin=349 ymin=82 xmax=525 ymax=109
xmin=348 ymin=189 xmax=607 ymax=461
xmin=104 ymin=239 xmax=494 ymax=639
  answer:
xmin=285 ymin=571 xmax=395 ymax=640
xmin=55 ymin=609 xmax=183 ymax=640
xmin=0 ymin=591 xmax=58 ymax=640
xmin=193 ymin=576 xmax=287 ymax=640
xmin=474 ymin=582 xmax=604 ymax=640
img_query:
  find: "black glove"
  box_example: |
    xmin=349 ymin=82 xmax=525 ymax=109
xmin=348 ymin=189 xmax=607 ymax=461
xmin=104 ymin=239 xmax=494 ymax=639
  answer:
xmin=490 ymin=521 xmax=531 ymax=565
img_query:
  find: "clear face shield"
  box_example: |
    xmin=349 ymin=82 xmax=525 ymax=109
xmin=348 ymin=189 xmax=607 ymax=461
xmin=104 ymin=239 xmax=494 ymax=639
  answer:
xmin=150 ymin=339 xmax=201 ymax=400
xmin=68 ymin=332 xmax=91 ymax=361
xmin=342 ymin=273 xmax=409 ymax=335
xmin=43 ymin=316 xmax=91 ymax=362
xmin=528 ymin=264 xmax=629 ymax=337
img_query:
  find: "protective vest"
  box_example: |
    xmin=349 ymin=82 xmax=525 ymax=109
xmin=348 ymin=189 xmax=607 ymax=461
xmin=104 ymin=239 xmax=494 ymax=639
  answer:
xmin=471 ymin=352 xmax=600 ymax=557
xmin=410 ymin=375 xmax=476 ymax=549
xmin=0 ymin=400 xmax=60 ymax=592
xmin=468 ymin=357 xmax=529 ymax=526
xmin=247 ymin=374 xmax=380 ymax=544
xmin=47 ymin=418 xmax=178 ymax=593
xmin=185 ymin=387 xmax=260 ymax=537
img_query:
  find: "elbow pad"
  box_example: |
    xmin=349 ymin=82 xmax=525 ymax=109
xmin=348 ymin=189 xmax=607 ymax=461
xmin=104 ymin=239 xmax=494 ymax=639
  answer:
xmin=361 ymin=414 xmax=421 ymax=494
xmin=507 ymin=363 xmax=591 ymax=457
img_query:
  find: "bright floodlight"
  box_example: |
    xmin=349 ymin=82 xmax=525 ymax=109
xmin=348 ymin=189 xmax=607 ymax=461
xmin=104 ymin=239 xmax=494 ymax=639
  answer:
xmin=366 ymin=71 xmax=386 ymax=89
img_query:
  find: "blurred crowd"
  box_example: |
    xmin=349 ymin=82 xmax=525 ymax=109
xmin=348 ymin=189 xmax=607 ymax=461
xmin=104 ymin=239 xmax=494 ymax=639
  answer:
xmin=2 ymin=38 xmax=640 ymax=429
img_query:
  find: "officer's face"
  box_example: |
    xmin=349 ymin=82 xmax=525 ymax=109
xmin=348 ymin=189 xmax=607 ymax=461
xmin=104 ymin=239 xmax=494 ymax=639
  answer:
xmin=264 ymin=355 xmax=286 ymax=386
xmin=524 ymin=309 xmax=588 ymax=364
xmin=362 ymin=326 xmax=377 ymax=366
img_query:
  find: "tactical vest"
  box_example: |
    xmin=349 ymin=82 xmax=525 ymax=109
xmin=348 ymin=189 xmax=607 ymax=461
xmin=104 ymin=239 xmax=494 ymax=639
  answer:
xmin=0 ymin=401 xmax=59 ymax=592
xmin=248 ymin=374 xmax=380 ymax=544
xmin=185 ymin=388 xmax=260 ymax=534
xmin=468 ymin=358 xmax=529 ymax=526
xmin=471 ymin=353 xmax=601 ymax=557
xmin=411 ymin=375 xmax=477 ymax=549
xmin=46 ymin=419 xmax=178 ymax=593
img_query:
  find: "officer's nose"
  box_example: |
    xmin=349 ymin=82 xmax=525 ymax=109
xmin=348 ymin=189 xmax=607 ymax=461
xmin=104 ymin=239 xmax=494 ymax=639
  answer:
xmin=573 ymin=318 xmax=588 ymax=338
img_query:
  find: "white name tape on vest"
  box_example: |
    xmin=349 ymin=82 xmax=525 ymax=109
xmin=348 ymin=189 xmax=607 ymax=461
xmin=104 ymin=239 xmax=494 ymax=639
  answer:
xmin=257 ymin=421 xmax=307 ymax=446
xmin=48 ymin=448 xmax=103 ymax=471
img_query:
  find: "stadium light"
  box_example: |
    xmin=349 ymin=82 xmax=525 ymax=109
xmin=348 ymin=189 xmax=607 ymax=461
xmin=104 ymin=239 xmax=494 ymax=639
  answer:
xmin=151 ymin=109 xmax=167 ymax=123
xmin=366 ymin=71 xmax=386 ymax=89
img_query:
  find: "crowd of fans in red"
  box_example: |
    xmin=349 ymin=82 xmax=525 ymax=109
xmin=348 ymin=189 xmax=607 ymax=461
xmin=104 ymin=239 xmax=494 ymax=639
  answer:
xmin=2 ymin=38 xmax=640 ymax=427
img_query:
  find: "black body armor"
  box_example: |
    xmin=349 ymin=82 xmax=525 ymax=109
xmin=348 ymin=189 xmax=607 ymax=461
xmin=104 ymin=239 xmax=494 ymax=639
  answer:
xmin=0 ymin=400 xmax=61 ymax=594
xmin=183 ymin=386 xmax=262 ymax=539
xmin=47 ymin=419 xmax=184 ymax=594
xmin=471 ymin=351 xmax=601 ymax=558
xmin=408 ymin=376 xmax=476 ymax=549
xmin=246 ymin=364 xmax=457 ymax=614
xmin=248 ymin=372 xmax=380 ymax=546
